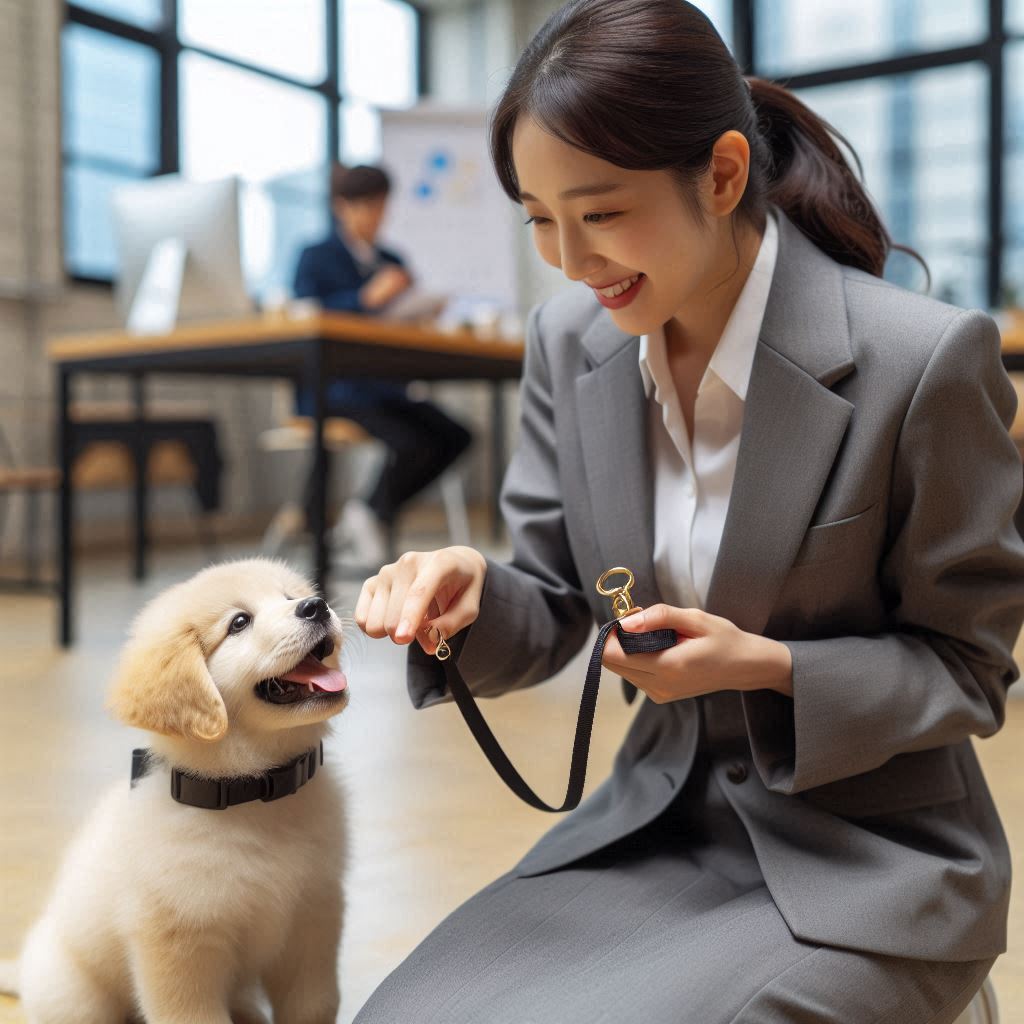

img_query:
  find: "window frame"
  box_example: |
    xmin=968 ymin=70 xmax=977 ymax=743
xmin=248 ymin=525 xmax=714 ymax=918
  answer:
xmin=62 ymin=0 xmax=425 ymax=286
xmin=731 ymin=0 xmax=1020 ymax=307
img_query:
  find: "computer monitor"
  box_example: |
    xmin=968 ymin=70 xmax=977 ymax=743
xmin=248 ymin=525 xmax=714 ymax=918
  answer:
xmin=111 ymin=174 xmax=254 ymax=331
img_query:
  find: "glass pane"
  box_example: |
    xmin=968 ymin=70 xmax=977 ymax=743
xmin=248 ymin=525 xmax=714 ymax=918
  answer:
xmin=72 ymin=0 xmax=162 ymax=29
xmin=1010 ymin=0 xmax=1024 ymax=33
xmin=180 ymin=54 xmax=329 ymax=298
xmin=258 ymin=184 xmax=331 ymax=300
xmin=179 ymin=0 xmax=326 ymax=84
xmin=64 ymin=163 xmax=143 ymax=278
xmin=1005 ymin=42 xmax=1024 ymax=306
xmin=180 ymin=53 xmax=327 ymax=183
xmin=691 ymin=1 xmax=734 ymax=57
xmin=340 ymin=99 xmax=382 ymax=164
xmin=756 ymin=0 xmax=986 ymax=76
xmin=795 ymin=62 xmax=988 ymax=308
xmin=341 ymin=0 xmax=418 ymax=107
xmin=62 ymin=23 xmax=160 ymax=172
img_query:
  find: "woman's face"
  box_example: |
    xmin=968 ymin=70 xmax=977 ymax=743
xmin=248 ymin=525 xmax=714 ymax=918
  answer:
xmin=511 ymin=116 xmax=741 ymax=338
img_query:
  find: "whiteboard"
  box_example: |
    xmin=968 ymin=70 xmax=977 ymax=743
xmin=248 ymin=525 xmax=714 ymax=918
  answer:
xmin=380 ymin=105 xmax=519 ymax=311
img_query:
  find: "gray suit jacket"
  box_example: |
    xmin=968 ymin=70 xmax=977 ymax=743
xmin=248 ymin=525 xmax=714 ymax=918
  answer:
xmin=407 ymin=206 xmax=1024 ymax=963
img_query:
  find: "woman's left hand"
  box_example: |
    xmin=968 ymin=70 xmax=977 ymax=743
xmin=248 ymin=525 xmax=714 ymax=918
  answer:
xmin=603 ymin=603 xmax=793 ymax=702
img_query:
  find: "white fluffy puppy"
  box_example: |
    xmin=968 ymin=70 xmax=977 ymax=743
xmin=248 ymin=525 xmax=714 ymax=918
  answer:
xmin=18 ymin=558 xmax=351 ymax=1024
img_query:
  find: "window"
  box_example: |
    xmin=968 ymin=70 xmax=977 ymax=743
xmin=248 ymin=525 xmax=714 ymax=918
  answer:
xmin=755 ymin=0 xmax=986 ymax=77
xmin=713 ymin=0 xmax=1017 ymax=308
xmin=61 ymin=1 xmax=421 ymax=297
xmin=1005 ymin=42 xmax=1024 ymax=306
xmin=178 ymin=0 xmax=327 ymax=85
xmin=62 ymin=23 xmax=160 ymax=278
xmin=339 ymin=0 xmax=419 ymax=163
xmin=796 ymin=63 xmax=989 ymax=308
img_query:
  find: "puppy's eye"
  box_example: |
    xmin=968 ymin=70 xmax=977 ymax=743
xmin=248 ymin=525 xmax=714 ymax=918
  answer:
xmin=228 ymin=612 xmax=251 ymax=635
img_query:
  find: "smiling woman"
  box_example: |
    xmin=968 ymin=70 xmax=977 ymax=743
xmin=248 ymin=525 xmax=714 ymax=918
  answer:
xmin=351 ymin=1 xmax=1024 ymax=1021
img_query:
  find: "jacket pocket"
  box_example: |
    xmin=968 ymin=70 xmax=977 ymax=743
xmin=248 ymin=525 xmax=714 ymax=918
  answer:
xmin=791 ymin=501 xmax=880 ymax=569
xmin=798 ymin=744 xmax=968 ymax=818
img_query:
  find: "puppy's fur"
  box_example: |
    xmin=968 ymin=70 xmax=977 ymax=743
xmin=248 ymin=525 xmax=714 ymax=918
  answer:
xmin=18 ymin=558 xmax=350 ymax=1024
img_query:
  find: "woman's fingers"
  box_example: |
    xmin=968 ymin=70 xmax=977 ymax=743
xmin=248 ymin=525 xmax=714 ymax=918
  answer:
xmin=363 ymin=572 xmax=396 ymax=639
xmin=355 ymin=547 xmax=486 ymax=647
xmin=354 ymin=576 xmax=376 ymax=630
xmin=397 ymin=551 xmax=484 ymax=643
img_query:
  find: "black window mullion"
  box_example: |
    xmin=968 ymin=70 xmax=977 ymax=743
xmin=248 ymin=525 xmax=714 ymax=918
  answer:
xmin=988 ymin=0 xmax=1005 ymax=307
xmin=159 ymin=0 xmax=180 ymax=174
xmin=65 ymin=4 xmax=161 ymax=46
xmin=327 ymin=0 xmax=340 ymax=162
xmin=733 ymin=0 xmax=754 ymax=74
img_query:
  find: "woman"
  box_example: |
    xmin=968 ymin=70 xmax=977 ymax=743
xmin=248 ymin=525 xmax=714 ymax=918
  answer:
xmin=352 ymin=1 xmax=1024 ymax=1020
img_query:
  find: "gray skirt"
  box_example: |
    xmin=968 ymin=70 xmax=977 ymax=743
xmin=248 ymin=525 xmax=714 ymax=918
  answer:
xmin=352 ymin=744 xmax=996 ymax=1024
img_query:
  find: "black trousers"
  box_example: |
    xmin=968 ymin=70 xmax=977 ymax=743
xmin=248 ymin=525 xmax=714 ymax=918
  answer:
xmin=302 ymin=394 xmax=473 ymax=530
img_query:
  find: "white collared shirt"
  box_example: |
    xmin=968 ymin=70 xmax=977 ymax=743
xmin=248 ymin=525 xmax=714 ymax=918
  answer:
xmin=638 ymin=207 xmax=778 ymax=610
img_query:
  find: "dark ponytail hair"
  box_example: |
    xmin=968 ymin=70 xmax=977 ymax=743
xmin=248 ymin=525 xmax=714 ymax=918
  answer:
xmin=489 ymin=0 xmax=928 ymax=287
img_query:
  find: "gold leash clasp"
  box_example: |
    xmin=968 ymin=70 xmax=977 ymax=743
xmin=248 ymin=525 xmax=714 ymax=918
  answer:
xmin=596 ymin=566 xmax=644 ymax=620
xmin=434 ymin=627 xmax=452 ymax=661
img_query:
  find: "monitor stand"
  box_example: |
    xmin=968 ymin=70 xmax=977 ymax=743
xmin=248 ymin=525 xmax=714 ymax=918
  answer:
xmin=126 ymin=236 xmax=188 ymax=334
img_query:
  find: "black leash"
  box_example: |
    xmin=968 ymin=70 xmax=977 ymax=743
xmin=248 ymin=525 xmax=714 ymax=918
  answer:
xmin=437 ymin=567 xmax=677 ymax=813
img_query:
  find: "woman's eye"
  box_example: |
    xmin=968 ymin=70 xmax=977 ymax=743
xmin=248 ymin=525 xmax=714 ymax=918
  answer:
xmin=523 ymin=213 xmax=618 ymax=226
xmin=228 ymin=613 xmax=251 ymax=635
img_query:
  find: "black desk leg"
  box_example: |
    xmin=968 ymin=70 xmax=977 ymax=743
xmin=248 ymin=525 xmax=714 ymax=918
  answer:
xmin=131 ymin=373 xmax=148 ymax=581
xmin=490 ymin=380 xmax=506 ymax=542
xmin=305 ymin=344 xmax=330 ymax=593
xmin=58 ymin=368 xmax=73 ymax=647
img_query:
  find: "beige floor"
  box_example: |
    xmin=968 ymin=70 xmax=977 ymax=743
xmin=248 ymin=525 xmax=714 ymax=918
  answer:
xmin=1 ymin=521 xmax=1022 ymax=1023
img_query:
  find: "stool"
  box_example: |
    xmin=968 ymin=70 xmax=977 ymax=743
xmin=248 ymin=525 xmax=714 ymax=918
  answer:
xmin=259 ymin=413 xmax=472 ymax=557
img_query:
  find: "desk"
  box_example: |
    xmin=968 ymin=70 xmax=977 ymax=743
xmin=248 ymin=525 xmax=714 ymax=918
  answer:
xmin=48 ymin=311 xmax=524 ymax=646
xmin=1002 ymin=321 xmax=1024 ymax=372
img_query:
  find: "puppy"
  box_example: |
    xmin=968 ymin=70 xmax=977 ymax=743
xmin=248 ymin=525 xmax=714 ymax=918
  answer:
xmin=18 ymin=558 xmax=351 ymax=1024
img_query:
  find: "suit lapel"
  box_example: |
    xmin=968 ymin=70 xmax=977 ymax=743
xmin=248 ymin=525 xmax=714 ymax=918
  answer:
xmin=576 ymin=207 xmax=857 ymax=634
xmin=576 ymin=334 xmax=660 ymax=609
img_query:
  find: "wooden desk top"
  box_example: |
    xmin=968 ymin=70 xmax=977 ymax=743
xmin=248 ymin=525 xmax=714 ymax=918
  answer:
xmin=1002 ymin=322 xmax=1024 ymax=355
xmin=46 ymin=311 xmax=525 ymax=363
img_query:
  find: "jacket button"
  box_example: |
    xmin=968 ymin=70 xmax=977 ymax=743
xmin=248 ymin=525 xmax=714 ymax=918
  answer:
xmin=726 ymin=761 xmax=748 ymax=784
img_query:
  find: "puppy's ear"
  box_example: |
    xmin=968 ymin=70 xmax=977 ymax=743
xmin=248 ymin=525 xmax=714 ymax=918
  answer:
xmin=107 ymin=625 xmax=228 ymax=741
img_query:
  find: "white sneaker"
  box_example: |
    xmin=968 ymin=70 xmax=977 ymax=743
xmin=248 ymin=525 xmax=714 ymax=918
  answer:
xmin=332 ymin=498 xmax=389 ymax=569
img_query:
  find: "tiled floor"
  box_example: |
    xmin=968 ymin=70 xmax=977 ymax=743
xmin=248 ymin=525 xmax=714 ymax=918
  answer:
xmin=2 ymin=524 xmax=1022 ymax=1023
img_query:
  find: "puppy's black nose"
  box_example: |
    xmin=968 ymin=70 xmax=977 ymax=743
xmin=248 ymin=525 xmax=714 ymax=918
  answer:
xmin=295 ymin=597 xmax=330 ymax=624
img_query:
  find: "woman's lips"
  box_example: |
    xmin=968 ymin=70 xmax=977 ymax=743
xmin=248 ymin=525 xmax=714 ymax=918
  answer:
xmin=592 ymin=273 xmax=645 ymax=309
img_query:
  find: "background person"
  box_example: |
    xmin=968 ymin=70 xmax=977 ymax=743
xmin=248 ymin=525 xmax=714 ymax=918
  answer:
xmin=291 ymin=163 xmax=472 ymax=566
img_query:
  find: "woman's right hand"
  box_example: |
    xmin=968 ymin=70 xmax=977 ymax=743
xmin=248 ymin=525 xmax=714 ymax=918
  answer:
xmin=354 ymin=546 xmax=488 ymax=654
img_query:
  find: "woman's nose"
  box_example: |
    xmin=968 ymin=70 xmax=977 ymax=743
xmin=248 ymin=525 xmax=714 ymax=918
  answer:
xmin=558 ymin=229 xmax=600 ymax=282
xmin=295 ymin=597 xmax=329 ymax=623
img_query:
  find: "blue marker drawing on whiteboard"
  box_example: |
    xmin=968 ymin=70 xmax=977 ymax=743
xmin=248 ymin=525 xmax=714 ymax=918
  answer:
xmin=429 ymin=150 xmax=452 ymax=172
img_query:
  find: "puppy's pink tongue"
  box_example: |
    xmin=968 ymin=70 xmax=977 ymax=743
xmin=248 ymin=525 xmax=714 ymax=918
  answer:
xmin=280 ymin=655 xmax=347 ymax=692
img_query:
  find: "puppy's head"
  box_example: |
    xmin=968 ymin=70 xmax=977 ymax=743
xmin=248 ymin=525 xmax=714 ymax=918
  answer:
xmin=107 ymin=558 xmax=349 ymax=742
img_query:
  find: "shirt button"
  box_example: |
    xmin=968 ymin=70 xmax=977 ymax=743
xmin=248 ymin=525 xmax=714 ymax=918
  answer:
xmin=726 ymin=761 xmax=748 ymax=784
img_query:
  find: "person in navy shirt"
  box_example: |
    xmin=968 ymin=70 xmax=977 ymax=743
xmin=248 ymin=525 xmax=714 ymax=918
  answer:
xmin=292 ymin=163 xmax=472 ymax=566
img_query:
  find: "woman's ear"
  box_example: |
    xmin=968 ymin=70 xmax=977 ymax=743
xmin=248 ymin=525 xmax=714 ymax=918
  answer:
xmin=107 ymin=625 xmax=228 ymax=741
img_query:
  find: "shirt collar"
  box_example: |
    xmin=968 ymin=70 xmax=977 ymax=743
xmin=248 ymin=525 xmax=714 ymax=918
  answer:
xmin=639 ymin=205 xmax=778 ymax=403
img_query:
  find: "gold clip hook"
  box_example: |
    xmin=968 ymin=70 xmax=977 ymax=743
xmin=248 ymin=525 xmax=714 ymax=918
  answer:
xmin=434 ymin=627 xmax=451 ymax=661
xmin=596 ymin=566 xmax=644 ymax=619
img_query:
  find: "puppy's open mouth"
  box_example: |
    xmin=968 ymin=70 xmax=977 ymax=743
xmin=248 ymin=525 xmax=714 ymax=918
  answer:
xmin=255 ymin=637 xmax=348 ymax=706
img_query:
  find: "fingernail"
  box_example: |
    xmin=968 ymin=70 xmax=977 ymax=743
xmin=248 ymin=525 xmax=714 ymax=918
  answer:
xmin=397 ymin=619 xmax=410 ymax=639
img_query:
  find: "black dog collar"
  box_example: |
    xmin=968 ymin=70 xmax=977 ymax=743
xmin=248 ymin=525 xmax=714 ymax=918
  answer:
xmin=131 ymin=742 xmax=324 ymax=810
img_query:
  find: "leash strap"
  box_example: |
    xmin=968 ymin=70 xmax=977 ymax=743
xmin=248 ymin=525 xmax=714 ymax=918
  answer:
xmin=439 ymin=619 xmax=677 ymax=812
